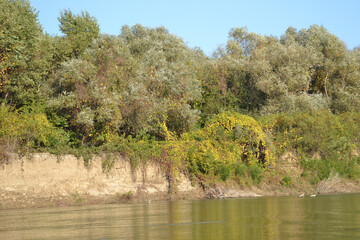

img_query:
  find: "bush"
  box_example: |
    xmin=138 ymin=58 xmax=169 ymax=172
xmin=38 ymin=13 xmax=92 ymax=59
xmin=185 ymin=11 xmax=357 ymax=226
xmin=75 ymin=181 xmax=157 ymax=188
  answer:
xmin=249 ymin=164 xmax=263 ymax=184
xmin=216 ymin=163 xmax=231 ymax=181
xmin=0 ymin=104 xmax=69 ymax=151
xmin=280 ymin=175 xmax=292 ymax=186
xmin=261 ymin=111 xmax=360 ymax=181
xmin=182 ymin=112 xmax=275 ymax=182
xmin=234 ymin=162 xmax=248 ymax=177
xmin=185 ymin=112 xmax=274 ymax=167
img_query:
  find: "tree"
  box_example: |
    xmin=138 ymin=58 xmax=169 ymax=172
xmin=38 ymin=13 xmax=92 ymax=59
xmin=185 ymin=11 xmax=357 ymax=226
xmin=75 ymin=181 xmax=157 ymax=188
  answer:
xmin=119 ymin=25 xmax=202 ymax=136
xmin=0 ymin=0 xmax=43 ymax=106
xmin=252 ymin=31 xmax=329 ymax=114
xmin=49 ymin=35 xmax=126 ymax=145
xmin=196 ymin=54 xmax=267 ymax=124
xmin=296 ymin=25 xmax=346 ymax=97
xmin=58 ymin=9 xmax=100 ymax=58
xmin=285 ymin=25 xmax=360 ymax=113
xmin=50 ymin=25 xmax=203 ymax=144
xmin=330 ymin=49 xmax=360 ymax=112
xmin=201 ymin=26 xmax=342 ymax=115
xmin=226 ymin=27 xmax=260 ymax=58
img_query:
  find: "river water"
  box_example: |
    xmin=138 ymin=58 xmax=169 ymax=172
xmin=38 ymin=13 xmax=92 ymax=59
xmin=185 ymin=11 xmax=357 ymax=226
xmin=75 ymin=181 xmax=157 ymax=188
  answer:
xmin=1 ymin=193 xmax=360 ymax=239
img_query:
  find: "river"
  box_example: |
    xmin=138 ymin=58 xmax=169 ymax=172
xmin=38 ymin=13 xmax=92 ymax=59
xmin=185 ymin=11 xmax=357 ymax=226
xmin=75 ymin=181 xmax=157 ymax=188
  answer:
xmin=1 ymin=193 xmax=360 ymax=239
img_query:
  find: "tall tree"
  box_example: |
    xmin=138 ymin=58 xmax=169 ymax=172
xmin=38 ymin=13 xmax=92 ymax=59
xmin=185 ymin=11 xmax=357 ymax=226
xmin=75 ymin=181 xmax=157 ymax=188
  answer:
xmin=0 ymin=0 xmax=43 ymax=106
xmin=58 ymin=9 xmax=100 ymax=58
xmin=286 ymin=25 xmax=360 ymax=113
xmin=119 ymin=25 xmax=202 ymax=136
xmin=50 ymin=25 xmax=203 ymax=144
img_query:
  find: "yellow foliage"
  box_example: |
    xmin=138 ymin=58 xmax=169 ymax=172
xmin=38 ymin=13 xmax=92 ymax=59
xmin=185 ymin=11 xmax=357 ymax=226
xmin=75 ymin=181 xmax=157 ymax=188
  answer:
xmin=203 ymin=112 xmax=274 ymax=166
xmin=176 ymin=112 xmax=275 ymax=178
xmin=159 ymin=117 xmax=177 ymax=141
xmin=0 ymin=104 xmax=67 ymax=148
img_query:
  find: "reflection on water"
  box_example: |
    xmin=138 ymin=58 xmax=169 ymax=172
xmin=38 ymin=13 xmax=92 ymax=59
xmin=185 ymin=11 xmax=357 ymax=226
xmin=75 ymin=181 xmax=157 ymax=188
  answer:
xmin=1 ymin=193 xmax=360 ymax=239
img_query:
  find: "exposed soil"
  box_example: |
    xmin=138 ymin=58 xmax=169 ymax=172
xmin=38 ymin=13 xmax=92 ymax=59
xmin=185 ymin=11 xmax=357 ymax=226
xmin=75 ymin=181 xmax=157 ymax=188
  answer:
xmin=1 ymin=152 xmax=360 ymax=210
xmin=2 ymin=179 xmax=360 ymax=210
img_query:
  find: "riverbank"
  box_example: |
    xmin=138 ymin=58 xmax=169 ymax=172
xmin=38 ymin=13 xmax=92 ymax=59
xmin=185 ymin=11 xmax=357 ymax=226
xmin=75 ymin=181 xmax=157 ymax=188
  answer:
xmin=1 ymin=152 xmax=359 ymax=210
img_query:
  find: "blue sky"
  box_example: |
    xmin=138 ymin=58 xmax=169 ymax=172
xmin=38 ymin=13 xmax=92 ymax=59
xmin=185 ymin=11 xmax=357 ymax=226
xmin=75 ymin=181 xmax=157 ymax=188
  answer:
xmin=31 ymin=0 xmax=360 ymax=55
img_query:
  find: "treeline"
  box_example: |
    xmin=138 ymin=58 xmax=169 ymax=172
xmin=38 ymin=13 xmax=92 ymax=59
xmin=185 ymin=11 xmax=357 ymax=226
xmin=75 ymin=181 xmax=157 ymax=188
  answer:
xmin=1 ymin=0 xmax=359 ymax=184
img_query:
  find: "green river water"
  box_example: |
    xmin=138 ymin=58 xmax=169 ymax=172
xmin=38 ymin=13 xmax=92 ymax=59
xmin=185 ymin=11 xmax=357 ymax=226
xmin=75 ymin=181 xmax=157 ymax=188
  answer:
xmin=1 ymin=193 xmax=360 ymax=239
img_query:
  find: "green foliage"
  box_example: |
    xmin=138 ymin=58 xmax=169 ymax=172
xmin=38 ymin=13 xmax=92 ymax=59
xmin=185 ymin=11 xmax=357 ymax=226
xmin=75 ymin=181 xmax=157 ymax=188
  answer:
xmin=125 ymin=136 xmax=162 ymax=169
xmin=119 ymin=25 xmax=202 ymax=136
xmin=58 ymin=9 xmax=100 ymax=58
xmin=202 ymin=112 xmax=274 ymax=166
xmin=182 ymin=112 xmax=274 ymax=183
xmin=217 ymin=163 xmax=231 ymax=181
xmin=280 ymin=175 xmax=292 ymax=186
xmin=0 ymin=0 xmax=43 ymax=106
xmin=301 ymin=156 xmax=360 ymax=182
xmin=281 ymin=25 xmax=360 ymax=114
xmin=0 ymin=1 xmax=359 ymax=189
xmin=262 ymin=111 xmax=360 ymax=157
xmin=196 ymin=57 xmax=267 ymax=124
xmin=0 ymin=104 xmax=69 ymax=151
xmin=262 ymin=111 xmax=360 ymax=181
xmin=249 ymin=164 xmax=263 ymax=184
xmin=209 ymin=25 xmax=360 ymax=115
xmin=102 ymin=153 xmax=115 ymax=173
xmin=234 ymin=162 xmax=248 ymax=177
xmin=50 ymin=25 xmax=203 ymax=146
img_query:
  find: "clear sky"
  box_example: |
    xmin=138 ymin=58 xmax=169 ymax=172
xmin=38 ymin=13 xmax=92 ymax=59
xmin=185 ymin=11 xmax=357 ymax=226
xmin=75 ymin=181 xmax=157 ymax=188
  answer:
xmin=31 ymin=0 xmax=360 ymax=55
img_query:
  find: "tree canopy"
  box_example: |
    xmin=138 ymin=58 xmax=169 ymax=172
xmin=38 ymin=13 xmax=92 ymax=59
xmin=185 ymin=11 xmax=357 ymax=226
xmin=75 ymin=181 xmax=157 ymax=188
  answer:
xmin=0 ymin=0 xmax=359 ymax=148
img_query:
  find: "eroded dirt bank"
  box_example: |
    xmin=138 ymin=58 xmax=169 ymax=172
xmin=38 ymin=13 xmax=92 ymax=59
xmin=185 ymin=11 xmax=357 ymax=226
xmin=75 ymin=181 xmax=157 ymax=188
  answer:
xmin=0 ymin=153 xmax=186 ymax=209
xmin=0 ymin=153 xmax=257 ymax=209
xmin=0 ymin=153 xmax=359 ymax=209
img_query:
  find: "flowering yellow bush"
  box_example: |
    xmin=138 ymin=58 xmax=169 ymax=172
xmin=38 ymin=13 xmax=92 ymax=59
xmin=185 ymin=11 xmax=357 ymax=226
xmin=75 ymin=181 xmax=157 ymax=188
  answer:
xmin=203 ymin=112 xmax=273 ymax=166
xmin=181 ymin=112 xmax=274 ymax=180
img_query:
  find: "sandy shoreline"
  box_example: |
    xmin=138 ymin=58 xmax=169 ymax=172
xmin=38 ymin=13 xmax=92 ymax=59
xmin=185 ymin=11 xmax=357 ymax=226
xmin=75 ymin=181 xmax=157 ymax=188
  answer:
xmin=1 ymin=179 xmax=359 ymax=210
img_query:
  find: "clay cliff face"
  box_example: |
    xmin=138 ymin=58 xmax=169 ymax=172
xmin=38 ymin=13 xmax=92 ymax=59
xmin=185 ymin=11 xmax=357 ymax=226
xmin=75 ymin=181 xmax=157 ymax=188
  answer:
xmin=0 ymin=153 xmax=194 ymax=201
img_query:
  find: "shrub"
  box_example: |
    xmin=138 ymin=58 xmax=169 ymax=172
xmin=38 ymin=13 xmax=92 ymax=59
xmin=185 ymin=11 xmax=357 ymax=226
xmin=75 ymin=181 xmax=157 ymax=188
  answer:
xmin=186 ymin=112 xmax=274 ymax=167
xmin=216 ymin=163 xmax=231 ymax=181
xmin=234 ymin=162 xmax=248 ymax=177
xmin=102 ymin=154 xmax=115 ymax=173
xmin=0 ymin=104 xmax=69 ymax=151
xmin=249 ymin=164 xmax=263 ymax=184
xmin=280 ymin=175 xmax=292 ymax=186
xmin=261 ymin=111 xmax=360 ymax=182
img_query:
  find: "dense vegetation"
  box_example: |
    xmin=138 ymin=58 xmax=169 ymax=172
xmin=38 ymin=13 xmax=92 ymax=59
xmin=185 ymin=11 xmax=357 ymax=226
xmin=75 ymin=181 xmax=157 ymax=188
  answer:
xmin=1 ymin=0 xmax=359 ymax=186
